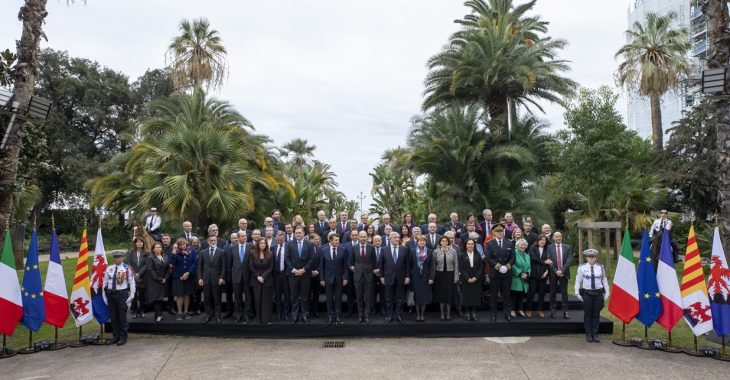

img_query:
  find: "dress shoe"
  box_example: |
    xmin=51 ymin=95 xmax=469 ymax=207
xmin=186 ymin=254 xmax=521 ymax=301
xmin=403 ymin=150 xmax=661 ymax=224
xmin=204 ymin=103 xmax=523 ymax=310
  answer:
xmin=132 ymin=313 xmax=139 ymax=319
xmin=537 ymin=311 xmax=544 ymax=318
xmin=457 ymin=309 xmax=464 ymax=317
xmin=396 ymin=316 xmax=404 ymax=324
xmin=505 ymin=313 xmax=512 ymax=322
xmin=202 ymin=315 xmax=212 ymax=324
xmin=586 ymin=334 xmax=594 ymax=342
xmin=347 ymin=310 xmax=355 ymax=318
xmin=593 ymin=335 xmax=600 ymax=343
xmin=563 ymin=312 xmax=570 ymax=319
xmin=141 ymin=313 xmax=146 ymax=318
xmin=234 ymin=316 xmax=243 ymax=323
xmin=243 ymin=316 xmax=250 ymax=324
xmin=176 ymin=314 xmax=183 ymax=321
xmin=464 ymin=315 xmax=470 ymax=322
xmin=357 ymin=317 xmax=364 ymax=324
xmin=106 ymin=338 xmax=119 ymax=346
xmin=550 ymin=311 xmax=557 ymax=319
xmin=302 ymin=317 xmax=310 ymax=324
xmin=216 ymin=317 xmax=223 ymax=324
xmin=385 ymin=316 xmax=392 ymax=323
xmin=472 ymin=314 xmax=479 ymax=322
xmin=335 ymin=317 xmax=342 ymax=324
xmin=116 ymin=338 xmax=127 ymax=346
xmin=184 ymin=313 xmax=192 ymax=320
xmin=510 ymin=310 xmax=516 ymax=318
xmin=328 ymin=317 xmax=334 ymax=325
xmin=490 ymin=314 xmax=497 ymax=322
xmin=518 ymin=311 xmax=526 ymax=318
xmin=311 ymin=311 xmax=320 ymax=318
xmin=291 ymin=318 xmax=299 ymax=325
xmin=364 ymin=317 xmax=370 ymax=324
xmin=222 ymin=311 xmax=233 ymax=319
xmin=525 ymin=311 xmax=532 ymax=318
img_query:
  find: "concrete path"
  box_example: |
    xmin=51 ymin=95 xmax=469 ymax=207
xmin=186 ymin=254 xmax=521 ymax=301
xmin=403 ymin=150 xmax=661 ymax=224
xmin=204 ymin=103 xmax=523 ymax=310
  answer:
xmin=1 ymin=336 xmax=726 ymax=379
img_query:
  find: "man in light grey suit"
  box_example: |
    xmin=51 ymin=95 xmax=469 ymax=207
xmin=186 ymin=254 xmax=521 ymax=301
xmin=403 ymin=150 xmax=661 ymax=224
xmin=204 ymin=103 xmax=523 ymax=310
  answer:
xmin=547 ymin=231 xmax=572 ymax=319
xmin=230 ymin=232 xmax=253 ymax=324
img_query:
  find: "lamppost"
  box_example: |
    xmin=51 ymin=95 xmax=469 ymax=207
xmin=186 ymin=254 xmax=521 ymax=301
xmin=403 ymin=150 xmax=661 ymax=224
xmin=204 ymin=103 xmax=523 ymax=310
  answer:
xmin=356 ymin=191 xmax=367 ymax=214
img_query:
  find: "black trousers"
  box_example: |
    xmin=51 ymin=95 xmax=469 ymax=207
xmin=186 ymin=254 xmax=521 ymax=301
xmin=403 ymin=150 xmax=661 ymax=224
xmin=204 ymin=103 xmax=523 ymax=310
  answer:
xmin=385 ymin=282 xmax=405 ymax=318
xmin=108 ymin=290 xmax=129 ymax=340
xmin=274 ymin=272 xmax=291 ymax=318
xmin=324 ymin=281 xmax=343 ymax=318
xmin=232 ymin=279 xmax=253 ymax=318
xmin=372 ymin=279 xmax=386 ymax=314
xmin=581 ymin=289 xmax=604 ymax=337
xmin=202 ymin=280 xmax=222 ymax=317
xmin=489 ymin=277 xmax=511 ymax=313
xmin=309 ymin=275 xmax=321 ymax=314
xmin=511 ymin=290 xmax=526 ymax=312
xmin=252 ymin=283 xmax=274 ymax=324
xmin=354 ymin=277 xmax=373 ymax=318
xmin=152 ymin=299 xmax=165 ymax=318
xmin=131 ymin=285 xmax=146 ymax=314
xmin=550 ymin=275 xmax=569 ymax=312
xmin=222 ymin=277 xmax=235 ymax=313
xmin=527 ymin=277 xmax=548 ymax=311
xmin=289 ymin=273 xmax=311 ymax=318
xmin=345 ymin=271 xmax=356 ymax=313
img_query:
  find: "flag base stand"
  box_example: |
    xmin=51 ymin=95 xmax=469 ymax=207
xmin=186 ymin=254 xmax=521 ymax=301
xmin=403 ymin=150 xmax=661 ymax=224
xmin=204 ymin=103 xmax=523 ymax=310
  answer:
xmin=636 ymin=326 xmax=655 ymax=350
xmin=46 ymin=327 xmax=68 ymax=351
xmin=682 ymin=336 xmax=705 ymax=357
xmin=17 ymin=330 xmax=39 ymax=354
xmin=612 ymin=322 xmax=632 ymax=347
xmin=91 ymin=323 xmax=108 ymax=346
xmin=659 ymin=331 xmax=682 ymax=353
xmin=713 ymin=336 xmax=730 ymax=361
xmin=68 ymin=326 xmax=88 ymax=348
xmin=0 ymin=335 xmax=17 ymax=359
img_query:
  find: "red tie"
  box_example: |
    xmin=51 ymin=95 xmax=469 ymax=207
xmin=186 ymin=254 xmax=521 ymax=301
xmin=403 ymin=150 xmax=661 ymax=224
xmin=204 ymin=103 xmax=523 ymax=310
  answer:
xmin=360 ymin=245 xmax=365 ymax=261
xmin=557 ymin=244 xmax=563 ymax=269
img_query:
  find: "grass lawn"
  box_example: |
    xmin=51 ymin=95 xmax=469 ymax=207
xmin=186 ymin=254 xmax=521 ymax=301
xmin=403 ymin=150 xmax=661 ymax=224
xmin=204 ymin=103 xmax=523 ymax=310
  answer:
xmin=3 ymin=251 xmax=724 ymax=350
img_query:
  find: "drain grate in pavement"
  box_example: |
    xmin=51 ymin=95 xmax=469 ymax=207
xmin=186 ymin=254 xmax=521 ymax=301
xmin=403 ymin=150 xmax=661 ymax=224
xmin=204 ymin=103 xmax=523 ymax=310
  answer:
xmin=322 ymin=340 xmax=345 ymax=348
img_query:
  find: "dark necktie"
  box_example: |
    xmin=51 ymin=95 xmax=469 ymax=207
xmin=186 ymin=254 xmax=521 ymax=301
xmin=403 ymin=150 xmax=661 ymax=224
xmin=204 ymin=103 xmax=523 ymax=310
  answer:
xmin=557 ymin=245 xmax=563 ymax=269
xmin=498 ymin=240 xmax=502 ymax=249
xmin=209 ymin=247 xmax=214 ymax=259
xmin=360 ymin=245 xmax=365 ymax=261
xmin=661 ymin=220 xmax=665 ymax=229
xmin=590 ymin=265 xmax=595 ymax=290
xmin=278 ymin=246 xmax=283 ymax=271
xmin=112 ymin=267 xmax=118 ymax=290
xmin=393 ymin=247 xmax=398 ymax=262
xmin=331 ymin=247 xmax=336 ymax=261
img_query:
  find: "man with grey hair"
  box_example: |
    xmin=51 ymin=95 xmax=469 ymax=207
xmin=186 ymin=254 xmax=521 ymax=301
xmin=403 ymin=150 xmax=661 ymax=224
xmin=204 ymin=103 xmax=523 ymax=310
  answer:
xmin=420 ymin=213 xmax=442 ymax=236
xmin=379 ymin=232 xmax=410 ymax=323
xmin=481 ymin=209 xmax=494 ymax=242
xmin=271 ymin=231 xmax=291 ymax=321
xmin=378 ymin=213 xmax=394 ymax=237
xmin=371 ymin=235 xmax=386 ymax=316
xmin=201 ymin=224 xmax=225 ymax=250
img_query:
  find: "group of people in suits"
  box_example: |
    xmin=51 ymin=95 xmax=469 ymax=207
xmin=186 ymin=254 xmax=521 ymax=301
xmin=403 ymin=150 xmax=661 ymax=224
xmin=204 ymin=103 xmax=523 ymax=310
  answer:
xmin=125 ymin=208 xmax=581 ymax=325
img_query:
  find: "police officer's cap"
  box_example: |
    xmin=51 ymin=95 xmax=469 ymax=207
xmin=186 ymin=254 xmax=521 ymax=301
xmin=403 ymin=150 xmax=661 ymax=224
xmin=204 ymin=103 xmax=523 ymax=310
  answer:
xmin=492 ymin=224 xmax=505 ymax=232
xmin=583 ymin=248 xmax=598 ymax=257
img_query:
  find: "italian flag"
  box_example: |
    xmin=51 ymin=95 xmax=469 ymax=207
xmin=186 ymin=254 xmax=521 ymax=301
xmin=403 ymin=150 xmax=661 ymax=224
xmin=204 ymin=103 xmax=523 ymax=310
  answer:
xmin=608 ymin=227 xmax=640 ymax=323
xmin=0 ymin=229 xmax=23 ymax=335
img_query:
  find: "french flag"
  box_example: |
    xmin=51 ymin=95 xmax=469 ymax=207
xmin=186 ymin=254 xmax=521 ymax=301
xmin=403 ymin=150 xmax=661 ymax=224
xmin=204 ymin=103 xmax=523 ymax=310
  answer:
xmin=656 ymin=230 xmax=683 ymax=331
xmin=44 ymin=229 xmax=69 ymax=327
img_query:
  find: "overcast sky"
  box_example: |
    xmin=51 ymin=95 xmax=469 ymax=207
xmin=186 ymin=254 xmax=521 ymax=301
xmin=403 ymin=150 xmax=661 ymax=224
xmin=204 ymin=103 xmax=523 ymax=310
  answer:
xmin=0 ymin=0 xmax=630 ymax=206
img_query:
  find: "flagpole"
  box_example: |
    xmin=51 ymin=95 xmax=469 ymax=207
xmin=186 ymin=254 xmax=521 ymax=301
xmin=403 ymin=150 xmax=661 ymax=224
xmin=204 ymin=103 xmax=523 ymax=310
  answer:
xmin=715 ymin=336 xmax=730 ymax=361
xmin=661 ymin=330 xmax=682 ymax=353
xmin=0 ymin=334 xmax=16 ymax=359
xmin=639 ymin=325 xmax=655 ymax=350
xmin=92 ymin=323 xmax=108 ymax=346
xmin=17 ymin=330 xmax=36 ymax=354
xmin=69 ymin=325 xmax=87 ymax=348
xmin=46 ymin=326 xmax=68 ymax=351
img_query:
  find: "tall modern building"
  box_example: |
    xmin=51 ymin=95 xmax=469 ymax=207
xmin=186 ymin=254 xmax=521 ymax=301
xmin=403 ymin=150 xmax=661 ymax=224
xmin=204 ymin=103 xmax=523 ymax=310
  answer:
xmin=625 ymin=0 xmax=697 ymax=140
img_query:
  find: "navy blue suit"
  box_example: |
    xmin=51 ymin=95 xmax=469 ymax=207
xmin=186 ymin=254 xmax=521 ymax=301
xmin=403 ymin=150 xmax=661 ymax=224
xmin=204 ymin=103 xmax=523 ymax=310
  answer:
xmin=378 ymin=245 xmax=410 ymax=318
xmin=285 ymin=239 xmax=316 ymax=319
xmin=319 ymin=244 xmax=348 ymax=318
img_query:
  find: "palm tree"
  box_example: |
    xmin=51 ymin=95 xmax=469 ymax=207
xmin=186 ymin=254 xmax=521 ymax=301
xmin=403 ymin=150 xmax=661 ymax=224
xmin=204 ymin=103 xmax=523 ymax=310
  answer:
xmin=90 ymin=89 xmax=286 ymax=230
xmin=422 ymin=0 xmax=576 ymax=135
xmin=703 ymin=0 xmax=730 ymax=250
xmin=281 ymin=138 xmax=316 ymax=171
xmin=166 ymin=18 xmax=228 ymax=91
xmin=615 ymin=12 xmax=692 ymax=152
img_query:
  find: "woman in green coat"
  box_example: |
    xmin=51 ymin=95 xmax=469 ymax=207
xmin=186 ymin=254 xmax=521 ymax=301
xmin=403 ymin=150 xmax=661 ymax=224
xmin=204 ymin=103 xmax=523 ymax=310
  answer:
xmin=511 ymin=239 xmax=531 ymax=318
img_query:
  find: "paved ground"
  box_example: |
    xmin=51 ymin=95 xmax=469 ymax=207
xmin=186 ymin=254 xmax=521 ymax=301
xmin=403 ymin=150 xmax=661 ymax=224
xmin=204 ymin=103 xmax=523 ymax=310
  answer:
xmin=2 ymin=335 xmax=727 ymax=379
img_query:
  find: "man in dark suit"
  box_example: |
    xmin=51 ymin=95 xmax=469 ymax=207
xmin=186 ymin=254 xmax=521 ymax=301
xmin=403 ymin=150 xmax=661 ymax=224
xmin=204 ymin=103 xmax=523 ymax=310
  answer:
xmin=377 ymin=213 xmax=394 ymax=237
xmin=286 ymin=226 xmax=316 ymax=323
xmin=343 ymin=229 xmax=359 ymax=316
xmin=221 ymin=232 xmax=239 ymax=318
xmin=283 ymin=224 xmax=294 ymax=243
xmin=356 ymin=213 xmax=369 ymax=232
xmin=271 ymin=231 xmax=291 ymax=321
xmin=200 ymin=224 xmax=226 ymax=250
xmin=548 ymin=231 xmax=573 ymax=319
xmin=443 ymin=212 xmax=464 ymax=235
xmin=522 ymin=220 xmax=538 ymax=247
xmin=335 ymin=211 xmax=350 ymax=240
xmin=425 ymin=223 xmax=441 ymax=251
xmin=381 ymin=225 xmax=393 ymax=247
xmin=480 ymin=209 xmax=495 ymax=243
xmin=230 ymin=232 xmax=253 ymax=323
xmin=405 ymin=226 xmax=421 ymax=257
xmin=314 ymin=210 xmax=330 ymax=242
xmin=485 ymin=225 xmax=515 ymax=321
xmin=350 ymin=231 xmax=377 ymax=323
xmin=178 ymin=221 xmax=198 ymax=243
xmin=319 ymin=233 xmax=348 ymax=324
xmin=271 ymin=209 xmax=283 ymax=234
xmin=378 ymin=232 xmax=410 ymax=323
xmin=371 ymin=235 xmax=386 ymax=316
xmin=197 ymin=235 xmax=226 ymax=323
xmin=233 ymin=218 xmax=253 ymax=243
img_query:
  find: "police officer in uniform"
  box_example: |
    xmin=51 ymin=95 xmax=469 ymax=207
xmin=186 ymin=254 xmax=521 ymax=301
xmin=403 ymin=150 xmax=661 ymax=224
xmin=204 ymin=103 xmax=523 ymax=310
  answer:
xmin=103 ymin=251 xmax=136 ymax=346
xmin=574 ymin=249 xmax=609 ymax=343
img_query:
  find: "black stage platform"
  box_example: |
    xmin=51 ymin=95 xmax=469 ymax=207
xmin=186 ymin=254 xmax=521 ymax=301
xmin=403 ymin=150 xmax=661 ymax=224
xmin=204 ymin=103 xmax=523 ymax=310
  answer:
xmin=124 ymin=295 xmax=612 ymax=339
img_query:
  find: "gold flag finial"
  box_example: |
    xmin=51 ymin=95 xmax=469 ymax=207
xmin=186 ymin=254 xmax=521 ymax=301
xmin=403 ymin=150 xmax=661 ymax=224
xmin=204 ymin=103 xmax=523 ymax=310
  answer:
xmin=51 ymin=213 xmax=55 ymax=230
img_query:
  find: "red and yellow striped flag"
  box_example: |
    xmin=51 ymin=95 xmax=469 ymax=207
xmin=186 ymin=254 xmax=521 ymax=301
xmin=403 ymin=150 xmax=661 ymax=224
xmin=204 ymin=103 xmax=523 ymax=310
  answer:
xmin=69 ymin=229 xmax=93 ymax=326
xmin=680 ymin=226 xmax=712 ymax=335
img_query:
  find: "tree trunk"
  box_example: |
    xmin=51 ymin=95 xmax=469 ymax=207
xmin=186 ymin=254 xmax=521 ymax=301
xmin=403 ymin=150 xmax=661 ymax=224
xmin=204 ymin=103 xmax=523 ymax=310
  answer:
xmin=649 ymin=93 xmax=663 ymax=152
xmin=704 ymin=0 xmax=730 ymax=250
xmin=0 ymin=1 xmax=48 ymax=263
xmin=486 ymin=99 xmax=508 ymax=137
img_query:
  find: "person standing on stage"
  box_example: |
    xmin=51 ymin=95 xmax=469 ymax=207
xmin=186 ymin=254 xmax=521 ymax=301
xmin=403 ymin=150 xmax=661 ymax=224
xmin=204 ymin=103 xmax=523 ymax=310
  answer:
xmin=459 ymin=239 xmax=483 ymax=321
xmin=485 ymin=225 xmax=515 ymax=321
xmin=548 ymin=231 xmax=573 ymax=319
xmin=433 ymin=236 xmax=459 ymax=321
xmin=409 ymin=235 xmax=434 ymax=322
xmin=197 ymin=235 xmax=226 ymax=324
xmin=249 ymin=237 xmax=274 ymax=324
xmin=574 ymin=249 xmax=609 ymax=342
xmin=350 ymin=231 xmax=377 ymax=324
xmin=145 ymin=242 xmax=170 ymax=323
xmin=103 ymin=251 xmax=135 ymax=346
xmin=319 ymin=233 xmax=347 ymax=324
xmin=510 ymin=239 xmax=531 ymax=318
xmin=286 ymin=226 xmax=316 ymax=324
xmin=526 ymin=234 xmax=550 ymax=318
xmin=170 ymin=238 xmax=196 ymax=320
xmin=126 ymin=237 xmax=148 ymax=319
xmin=379 ymin=232 xmax=410 ymax=323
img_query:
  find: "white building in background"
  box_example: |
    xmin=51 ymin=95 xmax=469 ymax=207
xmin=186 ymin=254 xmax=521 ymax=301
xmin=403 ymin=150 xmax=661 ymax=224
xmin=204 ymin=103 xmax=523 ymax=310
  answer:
xmin=625 ymin=0 xmax=699 ymax=140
